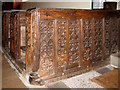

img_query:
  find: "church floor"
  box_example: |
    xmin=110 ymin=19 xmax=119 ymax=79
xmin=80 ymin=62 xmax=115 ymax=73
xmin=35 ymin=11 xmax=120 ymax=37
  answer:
xmin=2 ymin=53 xmax=26 ymax=88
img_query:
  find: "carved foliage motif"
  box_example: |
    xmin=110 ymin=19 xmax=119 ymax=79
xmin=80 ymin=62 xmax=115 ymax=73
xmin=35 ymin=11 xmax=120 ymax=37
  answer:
xmin=82 ymin=19 xmax=92 ymax=61
xmin=94 ymin=18 xmax=103 ymax=59
xmin=56 ymin=20 xmax=67 ymax=69
xmin=68 ymin=19 xmax=80 ymax=66
xmin=111 ymin=17 xmax=118 ymax=53
xmin=39 ymin=20 xmax=54 ymax=75
xmin=104 ymin=18 xmax=111 ymax=57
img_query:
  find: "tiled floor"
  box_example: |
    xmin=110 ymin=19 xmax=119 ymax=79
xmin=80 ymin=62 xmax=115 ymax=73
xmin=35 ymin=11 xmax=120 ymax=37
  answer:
xmin=46 ymin=65 xmax=114 ymax=88
xmin=62 ymin=71 xmax=103 ymax=88
xmin=46 ymin=71 xmax=103 ymax=88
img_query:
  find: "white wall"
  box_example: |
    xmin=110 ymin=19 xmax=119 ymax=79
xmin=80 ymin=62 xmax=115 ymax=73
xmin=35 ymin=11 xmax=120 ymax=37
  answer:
xmin=117 ymin=0 xmax=120 ymax=9
xmin=22 ymin=2 xmax=92 ymax=10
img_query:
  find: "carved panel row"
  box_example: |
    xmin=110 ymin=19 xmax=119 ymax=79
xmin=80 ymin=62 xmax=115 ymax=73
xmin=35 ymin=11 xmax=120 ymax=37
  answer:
xmin=3 ymin=9 xmax=119 ymax=85
xmin=24 ymin=9 xmax=120 ymax=84
xmin=9 ymin=12 xmax=26 ymax=60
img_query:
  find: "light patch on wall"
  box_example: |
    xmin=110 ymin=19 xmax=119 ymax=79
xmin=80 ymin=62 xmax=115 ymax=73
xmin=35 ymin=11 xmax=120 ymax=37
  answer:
xmin=106 ymin=0 xmax=116 ymax=1
xmin=22 ymin=0 xmax=91 ymax=2
xmin=22 ymin=0 xmax=29 ymax=2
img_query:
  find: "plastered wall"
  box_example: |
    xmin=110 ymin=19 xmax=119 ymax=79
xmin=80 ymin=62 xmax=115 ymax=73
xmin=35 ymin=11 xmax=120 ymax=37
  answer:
xmin=117 ymin=0 xmax=120 ymax=9
xmin=21 ymin=2 xmax=92 ymax=10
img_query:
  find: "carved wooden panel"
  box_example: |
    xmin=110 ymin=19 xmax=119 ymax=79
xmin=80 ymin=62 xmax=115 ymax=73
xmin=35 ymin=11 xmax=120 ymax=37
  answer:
xmin=110 ymin=17 xmax=118 ymax=54
xmin=26 ymin=12 xmax=32 ymax=71
xmin=14 ymin=13 xmax=20 ymax=59
xmin=10 ymin=11 xmax=26 ymax=60
xmin=2 ymin=12 xmax=10 ymax=50
xmin=10 ymin=13 xmax=15 ymax=58
xmin=104 ymin=18 xmax=111 ymax=58
xmin=93 ymin=18 xmax=103 ymax=63
xmin=67 ymin=19 xmax=80 ymax=69
xmin=38 ymin=20 xmax=54 ymax=77
xmin=56 ymin=20 xmax=68 ymax=72
xmin=82 ymin=18 xmax=93 ymax=68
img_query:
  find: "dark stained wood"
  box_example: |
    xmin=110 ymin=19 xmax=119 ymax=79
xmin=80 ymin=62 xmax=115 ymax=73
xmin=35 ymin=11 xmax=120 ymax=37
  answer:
xmin=2 ymin=1 xmax=22 ymax=10
xmin=9 ymin=11 xmax=26 ymax=60
xmin=25 ymin=8 xmax=120 ymax=85
xmin=2 ymin=8 xmax=120 ymax=85
xmin=2 ymin=12 xmax=11 ymax=51
xmin=104 ymin=2 xmax=117 ymax=10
